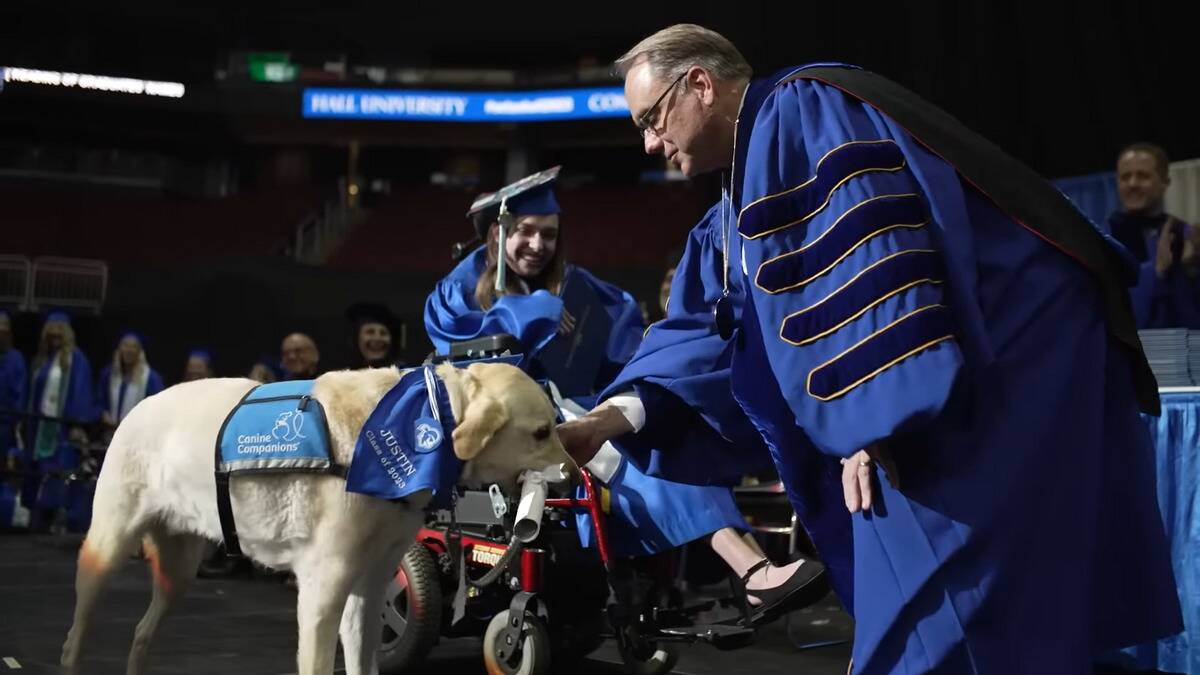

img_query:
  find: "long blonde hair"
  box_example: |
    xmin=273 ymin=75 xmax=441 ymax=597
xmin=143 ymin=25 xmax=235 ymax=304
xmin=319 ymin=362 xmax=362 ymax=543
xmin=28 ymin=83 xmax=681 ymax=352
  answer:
xmin=109 ymin=338 xmax=147 ymax=385
xmin=33 ymin=320 xmax=76 ymax=372
xmin=474 ymin=221 xmax=566 ymax=310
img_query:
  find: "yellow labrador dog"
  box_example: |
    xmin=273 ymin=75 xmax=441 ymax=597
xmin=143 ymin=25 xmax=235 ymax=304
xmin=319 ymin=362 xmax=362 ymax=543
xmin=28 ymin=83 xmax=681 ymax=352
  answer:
xmin=61 ymin=362 xmax=573 ymax=675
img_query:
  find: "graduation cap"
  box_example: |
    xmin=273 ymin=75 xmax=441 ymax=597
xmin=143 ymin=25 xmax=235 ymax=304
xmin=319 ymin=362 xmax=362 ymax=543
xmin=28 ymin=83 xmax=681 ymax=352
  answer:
xmin=467 ymin=165 xmax=562 ymax=225
xmin=465 ymin=166 xmax=562 ymax=292
xmin=118 ymin=330 xmax=147 ymax=346
xmin=346 ymin=302 xmax=398 ymax=331
xmin=45 ymin=310 xmax=72 ymax=325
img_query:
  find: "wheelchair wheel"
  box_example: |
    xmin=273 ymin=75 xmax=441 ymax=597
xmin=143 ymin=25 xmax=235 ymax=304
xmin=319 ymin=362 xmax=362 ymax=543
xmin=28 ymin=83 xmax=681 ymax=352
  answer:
xmin=483 ymin=609 xmax=551 ymax=675
xmin=616 ymin=625 xmax=679 ymax=675
xmin=378 ymin=545 xmax=442 ymax=674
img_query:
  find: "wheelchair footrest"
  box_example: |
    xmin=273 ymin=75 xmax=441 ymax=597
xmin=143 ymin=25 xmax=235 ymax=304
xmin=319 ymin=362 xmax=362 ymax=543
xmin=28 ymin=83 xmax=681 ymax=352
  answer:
xmin=658 ymin=623 xmax=755 ymax=650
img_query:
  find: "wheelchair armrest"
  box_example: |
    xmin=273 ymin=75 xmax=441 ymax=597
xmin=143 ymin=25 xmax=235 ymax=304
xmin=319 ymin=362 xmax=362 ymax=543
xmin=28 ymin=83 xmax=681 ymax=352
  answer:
xmin=448 ymin=334 xmax=524 ymax=360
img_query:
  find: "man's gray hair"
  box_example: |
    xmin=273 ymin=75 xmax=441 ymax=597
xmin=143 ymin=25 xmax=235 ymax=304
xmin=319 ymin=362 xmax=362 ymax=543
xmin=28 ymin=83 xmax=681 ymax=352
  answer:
xmin=614 ymin=24 xmax=752 ymax=83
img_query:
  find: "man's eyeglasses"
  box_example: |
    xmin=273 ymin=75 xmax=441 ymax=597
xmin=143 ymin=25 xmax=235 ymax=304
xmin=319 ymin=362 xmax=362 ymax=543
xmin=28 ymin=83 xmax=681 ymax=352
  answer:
xmin=635 ymin=71 xmax=687 ymax=138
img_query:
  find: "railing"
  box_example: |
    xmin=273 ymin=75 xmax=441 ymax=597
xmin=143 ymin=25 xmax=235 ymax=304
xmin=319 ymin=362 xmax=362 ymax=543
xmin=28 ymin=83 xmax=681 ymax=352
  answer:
xmin=0 ymin=255 xmax=32 ymax=309
xmin=0 ymin=256 xmax=107 ymax=313
xmin=287 ymin=181 xmax=359 ymax=264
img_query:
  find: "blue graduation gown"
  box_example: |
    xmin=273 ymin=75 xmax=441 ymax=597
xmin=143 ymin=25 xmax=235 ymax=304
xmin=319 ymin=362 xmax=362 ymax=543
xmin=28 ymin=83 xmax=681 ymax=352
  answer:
xmin=1105 ymin=211 xmax=1200 ymax=329
xmin=0 ymin=348 xmax=26 ymax=455
xmin=424 ymin=247 xmax=747 ymax=557
xmin=729 ymin=64 xmax=1181 ymax=673
xmin=22 ymin=349 xmax=94 ymax=528
xmin=96 ymin=365 xmax=165 ymax=423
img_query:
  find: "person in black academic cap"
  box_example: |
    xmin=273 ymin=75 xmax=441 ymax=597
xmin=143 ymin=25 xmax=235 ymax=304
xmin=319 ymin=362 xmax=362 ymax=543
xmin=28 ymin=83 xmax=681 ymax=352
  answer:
xmin=346 ymin=302 xmax=400 ymax=368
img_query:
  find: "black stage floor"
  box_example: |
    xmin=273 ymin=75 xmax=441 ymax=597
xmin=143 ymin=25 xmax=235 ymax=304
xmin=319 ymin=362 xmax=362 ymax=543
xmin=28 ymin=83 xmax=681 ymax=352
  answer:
xmin=0 ymin=534 xmax=853 ymax=674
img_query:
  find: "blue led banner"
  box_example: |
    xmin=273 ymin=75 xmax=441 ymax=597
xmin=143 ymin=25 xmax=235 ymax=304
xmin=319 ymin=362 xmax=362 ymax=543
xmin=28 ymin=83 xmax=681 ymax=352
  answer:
xmin=302 ymin=86 xmax=630 ymax=122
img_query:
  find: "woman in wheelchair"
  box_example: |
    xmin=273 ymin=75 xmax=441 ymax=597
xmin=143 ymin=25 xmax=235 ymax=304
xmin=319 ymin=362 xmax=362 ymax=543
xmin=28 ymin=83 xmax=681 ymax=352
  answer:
xmin=424 ymin=169 xmax=824 ymax=622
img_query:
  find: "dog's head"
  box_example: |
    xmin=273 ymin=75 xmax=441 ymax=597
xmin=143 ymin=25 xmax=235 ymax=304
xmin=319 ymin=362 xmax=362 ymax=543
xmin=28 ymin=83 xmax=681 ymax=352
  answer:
xmin=436 ymin=362 xmax=578 ymax=491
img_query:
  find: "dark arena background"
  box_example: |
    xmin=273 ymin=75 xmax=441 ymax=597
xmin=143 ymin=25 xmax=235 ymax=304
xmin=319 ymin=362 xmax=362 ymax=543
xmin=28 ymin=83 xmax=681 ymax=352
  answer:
xmin=1 ymin=3 xmax=1196 ymax=675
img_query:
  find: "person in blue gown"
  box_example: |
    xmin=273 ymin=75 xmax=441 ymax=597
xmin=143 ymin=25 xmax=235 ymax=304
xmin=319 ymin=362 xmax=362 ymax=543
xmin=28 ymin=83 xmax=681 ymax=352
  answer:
xmin=558 ymin=24 xmax=1183 ymax=674
xmin=0 ymin=309 xmax=26 ymax=460
xmin=425 ymin=172 xmax=826 ymax=619
xmin=21 ymin=311 xmax=95 ymax=532
xmin=182 ymin=348 xmax=214 ymax=382
xmin=96 ymin=331 xmax=165 ymax=434
xmin=1105 ymin=142 xmax=1200 ymax=328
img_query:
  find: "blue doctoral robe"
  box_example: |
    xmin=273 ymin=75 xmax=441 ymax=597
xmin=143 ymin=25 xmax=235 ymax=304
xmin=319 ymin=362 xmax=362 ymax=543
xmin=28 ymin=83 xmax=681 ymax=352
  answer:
xmin=22 ymin=349 xmax=94 ymax=530
xmin=727 ymin=64 xmax=1181 ymax=673
xmin=425 ymin=246 xmax=747 ymax=557
xmin=0 ymin=348 xmax=26 ymax=455
xmin=603 ymin=201 xmax=856 ymax=601
xmin=603 ymin=204 xmax=777 ymax=486
xmin=96 ymin=365 xmax=165 ymax=424
xmin=1105 ymin=211 xmax=1200 ymax=329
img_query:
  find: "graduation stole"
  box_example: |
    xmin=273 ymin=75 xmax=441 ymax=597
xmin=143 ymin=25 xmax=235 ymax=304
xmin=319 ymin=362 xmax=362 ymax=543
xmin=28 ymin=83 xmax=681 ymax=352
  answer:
xmin=109 ymin=366 xmax=150 ymax=423
xmin=33 ymin=354 xmax=72 ymax=460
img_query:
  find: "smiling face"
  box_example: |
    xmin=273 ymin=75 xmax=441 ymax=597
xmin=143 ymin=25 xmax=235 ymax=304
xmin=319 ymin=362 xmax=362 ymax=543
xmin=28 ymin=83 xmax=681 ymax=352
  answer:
xmin=493 ymin=214 xmax=560 ymax=280
xmin=1118 ymin=150 xmax=1169 ymax=214
xmin=357 ymin=321 xmax=393 ymax=364
xmin=281 ymin=333 xmax=319 ymax=378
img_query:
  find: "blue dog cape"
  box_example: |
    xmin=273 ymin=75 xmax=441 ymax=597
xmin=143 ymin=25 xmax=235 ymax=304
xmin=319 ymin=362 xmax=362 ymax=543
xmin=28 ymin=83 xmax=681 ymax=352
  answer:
xmin=217 ymin=380 xmax=335 ymax=473
xmin=345 ymin=366 xmax=461 ymax=508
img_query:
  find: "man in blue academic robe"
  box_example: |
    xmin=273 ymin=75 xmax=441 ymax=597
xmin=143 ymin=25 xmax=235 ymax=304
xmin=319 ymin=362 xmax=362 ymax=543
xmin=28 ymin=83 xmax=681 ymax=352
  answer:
xmin=558 ymin=24 xmax=1182 ymax=674
xmin=1105 ymin=142 xmax=1200 ymax=328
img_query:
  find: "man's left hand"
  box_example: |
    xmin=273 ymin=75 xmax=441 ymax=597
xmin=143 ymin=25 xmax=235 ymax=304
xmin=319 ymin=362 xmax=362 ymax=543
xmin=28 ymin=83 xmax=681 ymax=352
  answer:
xmin=842 ymin=442 xmax=900 ymax=514
xmin=555 ymin=403 xmax=634 ymax=468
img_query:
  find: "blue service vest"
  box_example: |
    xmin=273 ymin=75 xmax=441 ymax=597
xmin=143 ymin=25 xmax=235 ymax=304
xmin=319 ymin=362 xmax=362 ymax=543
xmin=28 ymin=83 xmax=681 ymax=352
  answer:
xmin=212 ymin=368 xmax=462 ymax=555
xmin=217 ymin=380 xmax=336 ymax=474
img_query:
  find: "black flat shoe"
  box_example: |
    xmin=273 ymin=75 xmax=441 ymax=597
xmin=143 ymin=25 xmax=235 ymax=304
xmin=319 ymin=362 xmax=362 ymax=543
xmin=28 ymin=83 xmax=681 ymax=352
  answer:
xmin=742 ymin=557 xmax=830 ymax=626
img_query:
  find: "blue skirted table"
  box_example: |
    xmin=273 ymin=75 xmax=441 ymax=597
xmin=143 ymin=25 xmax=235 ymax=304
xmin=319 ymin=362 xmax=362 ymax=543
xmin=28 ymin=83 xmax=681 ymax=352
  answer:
xmin=1122 ymin=389 xmax=1200 ymax=674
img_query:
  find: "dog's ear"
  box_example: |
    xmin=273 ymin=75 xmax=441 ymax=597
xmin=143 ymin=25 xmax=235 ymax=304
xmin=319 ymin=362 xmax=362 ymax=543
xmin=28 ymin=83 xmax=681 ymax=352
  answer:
xmin=451 ymin=370 xmax=509 ymax=460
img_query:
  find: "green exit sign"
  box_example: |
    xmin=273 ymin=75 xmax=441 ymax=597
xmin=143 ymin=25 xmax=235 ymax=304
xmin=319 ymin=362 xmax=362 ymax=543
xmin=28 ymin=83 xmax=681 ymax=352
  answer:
xmin=248 ymin=53 xmax=297 ymax=82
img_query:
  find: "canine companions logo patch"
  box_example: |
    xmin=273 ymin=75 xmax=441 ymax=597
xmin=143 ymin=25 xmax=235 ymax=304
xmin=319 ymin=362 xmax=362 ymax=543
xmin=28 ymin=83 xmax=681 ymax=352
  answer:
xmin=272 ymin=411 xmax=306 ymax=442
xmin=414 ymin=417 xmax=442 ymax=453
